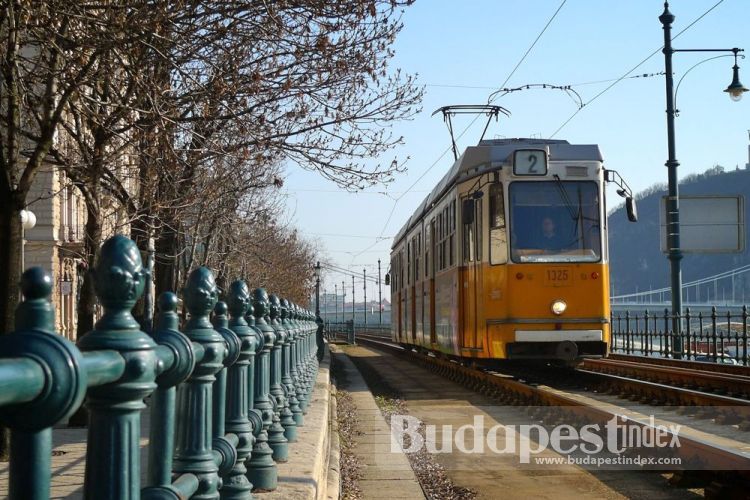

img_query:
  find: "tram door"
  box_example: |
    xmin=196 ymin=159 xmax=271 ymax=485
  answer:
xmin=461 ymin=196 xmax=483 ymax=349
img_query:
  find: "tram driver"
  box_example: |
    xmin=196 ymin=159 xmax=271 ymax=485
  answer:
xmin=539 ymin=216 xmax=562 ymax=249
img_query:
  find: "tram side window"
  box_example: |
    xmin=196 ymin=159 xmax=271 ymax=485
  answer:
xmin=407 ymin=242 xmax=411 ymax=286
xmin=442 ymin=207 xmax=447 ymax=269
xmin=434 ymin=203 xmax=455 ymax=272
xmin=489 ymin=183 xmax=508 ymax=265
xmin=426 ymin=221 xmax=432 ymax=277
xmin=449 ymin=200 xmax=455 ymax=266
xmin=393 ymin=256 xmax=399 ymax=291
xmin=415 ymin=233 xmax=421 ymax=281
xmin=400 ymin=251 xmax=405 ymax=290
xmin=436 ymin=213 xmax=443 ymax=270
xmin=462 ymin=200 xmax=474 ymax=263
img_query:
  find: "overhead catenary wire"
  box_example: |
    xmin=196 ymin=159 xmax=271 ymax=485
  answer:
xmin=320 ymin=262 xmax=382 ymax=287
xmin=350 ymin=0 xmax=569 ymax=262
xmin=423 ymin=72 xmax=665 ymax=91
xmin=549 ymin=0 xmax=726 ymax=138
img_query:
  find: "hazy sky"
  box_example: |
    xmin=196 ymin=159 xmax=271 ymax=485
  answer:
xmin=281 ymin=0 xmax=749 ymax=303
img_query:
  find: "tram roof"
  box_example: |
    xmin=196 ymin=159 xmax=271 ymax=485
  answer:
xmin=391 ymin=138 xmax=603 ymax=249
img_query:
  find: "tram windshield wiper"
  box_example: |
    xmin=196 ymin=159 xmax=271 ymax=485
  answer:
xmin=552 ymin=174 xmax=580 ymax=226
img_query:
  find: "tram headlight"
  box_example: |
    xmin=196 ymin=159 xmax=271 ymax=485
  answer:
xmin=551 ymin=300 xmax=567 ymax=315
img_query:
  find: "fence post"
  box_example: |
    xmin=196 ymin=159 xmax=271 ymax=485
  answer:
xmin=711 ymin=306 xmax=718 ymax=362
xmin=145 ymin=292 xmax=196 ymax=490
xmin=222 ymin=280 xmax=259 ymax=498
xmin=743 ymin=305 xmax=748 ymax=366
xmin=663 ymin=308 xmax=670 ymax=357
xmin=610 ymin=312 xmax=625 ymax=351
xmin=644 ymin=310 xmax=651 ymax=356
xmin=281 ymin=299 xmax=303 ymax=437
xmin=210 ymin=302 xmax=241 ymax=485
xmin=242 ymin=296 xmax=265 ymax=449
xmin=684 ymin=307 xmax=692 ymax=359
xmin=0 ymin=268 xmax=87 ymax=500
xmin=77 ymin=235 xmax=159 ymax=498
xmin=172 ymin=267 xmax=229 ymax=499
xmin=624 ymin=311 xmax=631 ymax=355
xmin=246 ymin=288 xmax=278 ymax=490
xmin=293 ymin=304 xmax=309 ymax=417
xmin=288 ymin=302 xmax=304 ymax=427
xmin=302 ymin=311 xmax=316 ymax=408
xmin=267 ymin=294 xmax=291 ymax=460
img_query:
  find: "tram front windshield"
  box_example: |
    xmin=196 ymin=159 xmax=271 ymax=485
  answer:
xmin=509 ymin=181 xmax=601 ymax=263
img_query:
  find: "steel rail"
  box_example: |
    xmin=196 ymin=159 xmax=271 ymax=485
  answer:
xmin=582 ymin=358 xmax=750 ymax=398
xmin=609 ymin=353 xmax=750 ymax=377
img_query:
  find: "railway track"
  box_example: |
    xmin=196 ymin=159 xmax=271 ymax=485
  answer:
xmin=580 ymin=357 xmax=750 ymax=400
xmin=354 ymin=331 xmax=750 ymax=409
xmin=349 ymin=332 xmax=750 ymax=493
xmin=608 ymin=353 xmax=750 ymax=376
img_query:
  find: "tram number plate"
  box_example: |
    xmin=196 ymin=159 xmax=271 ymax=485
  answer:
xmin=544 ymin=268 xmax=571 ymax=287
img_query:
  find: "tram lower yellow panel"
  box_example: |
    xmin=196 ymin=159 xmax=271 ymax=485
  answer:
xmin=466 ymin=262 xmax=610 ymax=359
xmin=397 ymin=261 xmax=611 ymax=360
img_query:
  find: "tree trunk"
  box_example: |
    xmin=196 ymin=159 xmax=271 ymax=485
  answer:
xmin=0 ymin=195 xmax=23 ymax=335
xmin=76 ymin=202 xmax=102 ymax=339
xmin=154 ymin=218 xmax=178 ymax=298
xmin=130 ymin=215 xmax=151 ymax=324
xmin=0 ymin=192 xmax=23 ymax=460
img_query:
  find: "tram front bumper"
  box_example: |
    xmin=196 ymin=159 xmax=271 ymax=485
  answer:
xmin=507 ymin=329 xmax=606 ymax=360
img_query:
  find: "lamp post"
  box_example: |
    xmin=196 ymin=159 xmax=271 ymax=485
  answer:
xmin=351 ymin=275 xmax=355 ymax=323
xmin=378 ymin=259 xmax=383 ymax=325
xmin=659 ymin=1 xmax=747 ymax=358
xmin=314 ymin=261 xmax=321 ymax=321
xmin=19 ymin=209 xmax=36 ymax=275
xmin=363 ymin=268 xmax=367 ymax=327
xmin=335 ymin=283 xmax=338 ymax=324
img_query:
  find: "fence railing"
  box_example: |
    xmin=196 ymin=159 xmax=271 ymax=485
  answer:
xmin=611 ymin=307 xmax=750 ymax=365
xmin=0 ymin=234 xmax=321 ymax=500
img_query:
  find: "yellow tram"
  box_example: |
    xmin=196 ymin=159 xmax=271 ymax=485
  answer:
xmin=389 ymin=138 xmax=636 ymax=363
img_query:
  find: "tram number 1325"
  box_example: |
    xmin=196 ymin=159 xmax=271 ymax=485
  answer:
xmin=545 ymin=268 xmax=570 ymax=286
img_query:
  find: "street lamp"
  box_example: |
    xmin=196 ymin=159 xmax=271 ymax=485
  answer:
xmin=314 ymin=261 xmax=321 ymax=321
xmin=725 ymin=49 xmax=749 ymax=102
xmin=19 ymin=209 xmax=36 ymax=275
xmin=659 ymin=1 xmax=746 ymax=357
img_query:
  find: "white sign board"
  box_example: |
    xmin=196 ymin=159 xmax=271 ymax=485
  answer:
xmin=660 ymin=195 xmax=745 ymax=253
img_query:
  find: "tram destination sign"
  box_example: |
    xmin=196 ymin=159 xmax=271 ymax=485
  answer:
xmin=513 ymin=149 xmax=547 ymax=176
xmin=660 ymin=195 xmax=745 ymax=253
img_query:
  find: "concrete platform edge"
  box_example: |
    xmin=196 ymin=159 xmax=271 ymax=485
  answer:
xmin=260 ymin=348 xmax=336 ymax=500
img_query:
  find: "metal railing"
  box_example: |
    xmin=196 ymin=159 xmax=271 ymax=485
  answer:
xmin=611 ymin=306 xmax=750 ymax=365
xmin=0 ymin=234 xmax=322 ymax=500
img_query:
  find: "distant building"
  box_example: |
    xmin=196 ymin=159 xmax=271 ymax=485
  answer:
xmin=24 ymin=167 xmax=86 ymax=341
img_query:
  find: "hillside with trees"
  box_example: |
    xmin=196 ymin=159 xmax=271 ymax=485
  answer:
xmin=608 ymin=165 xmax=750 ymax=301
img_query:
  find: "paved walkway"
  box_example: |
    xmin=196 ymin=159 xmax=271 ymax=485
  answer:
xmin=331 ymin=345 xmax=425 ymax=500
xmin=0 ymin=354 xmax=332 ymax=500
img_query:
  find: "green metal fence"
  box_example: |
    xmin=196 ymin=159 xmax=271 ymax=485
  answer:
xmin=0 ymin=234 xmax=321 ymax=499
xmin=611 ymin=307 xmax=750 ymax=365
